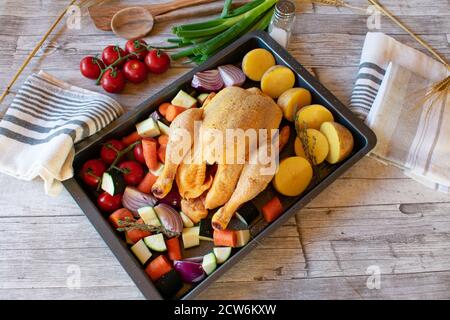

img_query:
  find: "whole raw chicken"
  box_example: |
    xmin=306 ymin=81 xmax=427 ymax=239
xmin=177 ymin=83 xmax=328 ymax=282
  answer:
xmin=152 ymin=87 xmax=283 ymax=230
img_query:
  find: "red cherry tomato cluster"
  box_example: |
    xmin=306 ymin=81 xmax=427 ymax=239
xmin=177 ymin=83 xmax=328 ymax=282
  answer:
xmin=80 ymin=39 xmax=171 ymax=94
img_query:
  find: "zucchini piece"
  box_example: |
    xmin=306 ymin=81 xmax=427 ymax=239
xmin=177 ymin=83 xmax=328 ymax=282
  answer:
xmin=235 ymin=230 xmax=251 ymax=248
xmin=136 ymin=117 xmax=161 ymax=138
xmin=197 ymin=93 xmax=209 ymax=105
xmin=202 ymin=252 xmax=217 ymax=275
xmin=236 ymin=202 xmax=259 ymax=225
xmin=171 ymin=90 xmax=197 ymax=109
xmin=101 ymin=171 xmax=126 ymax=196
xmin=182 ymin=226 xmax=200 ymax=249
xmin=180 ymin=211 xmax=194 ymax=228
xmin=154 ymin=269 xmax=183 ymax=298
xmin=213 ymin=247 xmax=232 ymax=264
xmin=138 ymin=206 xmax=161 ymax=226
xmin=144 ymin=233 xmax=167 ymax=252
xmin=157 ymin=120 xmax=170 ymax=136
xmin=131 ymin=239 xmax=152 ymax=264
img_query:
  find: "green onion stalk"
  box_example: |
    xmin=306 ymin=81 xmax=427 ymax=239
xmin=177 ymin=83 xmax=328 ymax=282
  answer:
xmin=170 ymin=0 xmax=277 ymax=62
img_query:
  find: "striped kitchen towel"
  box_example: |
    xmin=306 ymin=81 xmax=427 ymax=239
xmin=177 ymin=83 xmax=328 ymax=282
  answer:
xmin=352 ymin=32 xmax=449 ymax=192
xmin=349 ymin=32 xmax=447 ymax=119
xmin=0 ymin=71 xmax=124 ymax=196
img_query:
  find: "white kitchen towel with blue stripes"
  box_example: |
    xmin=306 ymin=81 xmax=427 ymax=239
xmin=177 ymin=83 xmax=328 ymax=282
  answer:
xmin=351 ymin=32 xmax=449 ymax=192
xmin=349 ymin=32 xmax=447 ymax=119
xmin=0 ymin=71 xmax=124 ymax=196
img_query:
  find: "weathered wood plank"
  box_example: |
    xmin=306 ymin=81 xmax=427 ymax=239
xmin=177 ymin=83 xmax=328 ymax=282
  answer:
xmin=297 ymin=203 xmax=450 ymax=278
xmin=198 ymin=271 xmax=450 ymax=299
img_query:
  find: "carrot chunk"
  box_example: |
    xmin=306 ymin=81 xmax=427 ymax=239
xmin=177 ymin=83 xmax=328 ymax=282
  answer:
xmin=158 ymin=144 xmax=166 ymax=163
xmin=108 ymin=208 xmax=134 ymax=229
xmin=121 ymin=131 xmax=141 ymax=146
xmin=166 ymin=237 xmax=182 ymax=261
xmin=125 ymin=218 xmax=152 ymax=244
xmin=158 ymin=102 xmax=172 ymax=117
xmin=142 ymin=138 xmax=158 ymax=170
xmin=261 ymin=196 xmax=284 ymax=223
xmin=137 ymin=172 xmax=158 ymax=194
xmin=158 ymin=134 xmax=169 ymax=146
xmin=145 ymin=255 xmax=172 ymax=281
xmin=165 ymin=105 xmax=186 ymax=122
xmin=213 ymin=230 xmax=237 ymax=247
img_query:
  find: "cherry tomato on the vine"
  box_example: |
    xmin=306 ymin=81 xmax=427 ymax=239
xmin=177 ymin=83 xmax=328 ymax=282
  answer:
xmin=101 ymin=68 xmax=126 ymax=93
xmin=80 ymin=56 xmax=105 ymax=80
xmin=123 ymin=60 xmax=148 ymax=84
xmin=102 ymin=45 xmax=126 ymax=67
xmin=97 ymin=192 xmax=123 ymax=212
xmin=118 ymin=160 xmax=144 ymax=186
xmin=80 ymin=159 xmax=106 ymax=187
xmin=145 ymin=49 xmax=170 ymax=74
xmin=101 ymin=139 xmax=125 ymax=164
xmin=125 ymin=39 xmax=148 ymax=61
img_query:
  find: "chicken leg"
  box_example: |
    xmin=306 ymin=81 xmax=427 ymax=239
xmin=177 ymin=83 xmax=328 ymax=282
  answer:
xmin=152 ymin=108 xmax=203 ymax=198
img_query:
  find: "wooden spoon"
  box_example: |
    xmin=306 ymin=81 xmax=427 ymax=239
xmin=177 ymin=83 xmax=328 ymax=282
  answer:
xmin=111 ymin=7 xmax=154 ymax=40
xmin=106 ymin=0 xmax=211 ymax=39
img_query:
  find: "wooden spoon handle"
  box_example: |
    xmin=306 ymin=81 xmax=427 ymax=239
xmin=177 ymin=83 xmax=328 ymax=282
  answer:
xmin=150 ymin=0 xmax=214 ymax=16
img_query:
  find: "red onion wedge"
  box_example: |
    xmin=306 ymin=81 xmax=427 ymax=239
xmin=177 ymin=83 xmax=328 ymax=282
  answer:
xmin=122 ymin=187 xmax=157 ymax=215
xmin=191 ymin=69 xmax=223 ymax=92
xmin=218 ymin=64 xmax=246 ymax=87
xmin=173 ymin=260 xmax=206 ymax=284
xmin=154 ymin=203 xmax=183 ymax=234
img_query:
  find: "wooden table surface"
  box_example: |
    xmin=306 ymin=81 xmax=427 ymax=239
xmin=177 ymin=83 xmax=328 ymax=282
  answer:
xmin=0 ymin=0 xmax=449 ymax=300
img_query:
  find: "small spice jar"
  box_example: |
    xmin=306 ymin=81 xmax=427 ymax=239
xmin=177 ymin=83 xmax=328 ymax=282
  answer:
xmin=268 ymin=0 xmax=296 ymax=48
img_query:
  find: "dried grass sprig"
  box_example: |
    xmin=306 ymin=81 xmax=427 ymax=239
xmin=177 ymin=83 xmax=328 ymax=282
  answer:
xmin=294 ymin=113 xmax=321 ymax=182
xmin=311 ymin=0 xmax=366 ymax=13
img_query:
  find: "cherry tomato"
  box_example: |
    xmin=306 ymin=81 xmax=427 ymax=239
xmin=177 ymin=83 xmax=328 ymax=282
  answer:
xmin=97 ymin=192 xmax=123 ymax=212
xmin=101 ymin=139 xmax=125 ymax=164
xmin=133 ymin=142 xmax=146 ymax=164
xmin=80 ymin=159 xmax=106 ymax=187
xmin=123 ymin=60 xmax=148 ymax=84
xmin=101 ymin=68 xmax=126 ymax=93
xmin=145 ymin=49 xmax=170 ymax=74
xmin=118 ymin=160 xmax=144 ymax=186
xmin=102 ymin=45 xmax=126 ymax=67
xmin=125 ymin=39 xmax=148 ymax=61
xmin=80 ymin=56 xmax=105 ymax=80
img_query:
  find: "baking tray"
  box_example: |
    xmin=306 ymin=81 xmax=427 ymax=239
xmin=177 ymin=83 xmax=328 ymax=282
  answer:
xmin=63 ymin=31 xmax=377 ymax=300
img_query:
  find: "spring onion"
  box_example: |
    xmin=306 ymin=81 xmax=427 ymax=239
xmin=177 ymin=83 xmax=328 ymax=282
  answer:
xmin=171 ymin=0 xmax=276 ymax=61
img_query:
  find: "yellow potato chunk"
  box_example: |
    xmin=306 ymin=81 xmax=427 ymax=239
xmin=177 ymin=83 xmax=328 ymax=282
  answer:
xmin=242 ymin=48 xmax=276 ymax=81
xmin=295 ymin=104 xmax=334 ymax=130
xmin=273 ymin=157 xmax=313 ymax=197
xmin=277 ymin=88 xmax=312 ymax=121
xmin=261 ymin=66 xmax=295 ymax=98
xmin=320 ymin=121 xmax=354 ymax=164
xmin=294 ymin=129 xmax=329 ymax=164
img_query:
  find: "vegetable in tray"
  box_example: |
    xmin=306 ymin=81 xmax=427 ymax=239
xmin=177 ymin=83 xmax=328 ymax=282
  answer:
xmin=77 ymin=44 xmax=356 ymax=299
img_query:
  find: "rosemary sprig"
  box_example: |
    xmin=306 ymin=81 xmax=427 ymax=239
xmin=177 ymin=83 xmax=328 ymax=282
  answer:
xmin=294 ymin=110 xmax=321 ymax=182
xmin=116 ymin=217 xmax=181 ymax=238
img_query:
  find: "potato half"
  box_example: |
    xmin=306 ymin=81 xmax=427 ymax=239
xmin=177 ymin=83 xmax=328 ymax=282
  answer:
xmin=294 ymin=129 xmax=329 ymax=165
xmin=295 ymin=104 xmax=334 ymax=130
xmin=261 ymin=66 xmax=295 ymax=98
xmin=273 ymin=156 xmax=313 ymax=197
xmin=320 ymin=121 xmax=354 ymax=164
xmin=242 ymin=48 xmax=276 ymax=81
xmin=277 ymin=88 xmax=312 ymax=121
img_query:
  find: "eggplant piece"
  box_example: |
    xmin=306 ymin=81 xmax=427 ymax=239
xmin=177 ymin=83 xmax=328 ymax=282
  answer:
xmin=236 ymin=201 xmax=260 ymax=226
xmin=154 ymin=269 xmax=183 ymax=298
xmin=199 ymin=213 xmax=213 ymax=241
xmin=149 ymin=110 xmax=170 ymax=127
